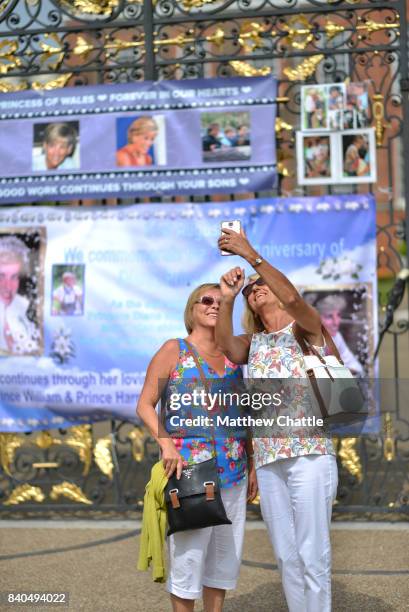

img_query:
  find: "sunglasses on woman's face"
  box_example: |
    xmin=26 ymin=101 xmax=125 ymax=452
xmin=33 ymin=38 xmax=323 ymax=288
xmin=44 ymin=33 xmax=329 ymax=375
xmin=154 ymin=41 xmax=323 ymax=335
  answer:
xmin=242 ymin=277 xmax=266 ymax=299
xmin=195 ymin=295 xmax=221 ymax=307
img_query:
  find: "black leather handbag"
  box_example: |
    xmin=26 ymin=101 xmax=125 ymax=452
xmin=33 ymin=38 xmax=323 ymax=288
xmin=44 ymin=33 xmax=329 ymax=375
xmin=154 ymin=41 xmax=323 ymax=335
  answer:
xmin=164 ymin=341 xmax=231 ymax=536
xmin=165 ymin=456 xmax=232 ymax=536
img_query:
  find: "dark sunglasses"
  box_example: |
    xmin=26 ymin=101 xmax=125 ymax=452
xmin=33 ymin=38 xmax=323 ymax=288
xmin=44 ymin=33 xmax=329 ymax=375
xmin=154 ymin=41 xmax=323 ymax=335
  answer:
xmin=195 ymin=295 xmax=221 ymax=306
xmin=242 ymin=277 xmax=266 ymax=299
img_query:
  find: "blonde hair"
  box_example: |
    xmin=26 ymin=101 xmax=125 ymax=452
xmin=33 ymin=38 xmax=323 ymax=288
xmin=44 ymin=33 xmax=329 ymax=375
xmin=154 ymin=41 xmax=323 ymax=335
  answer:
xmin=127 ymin=116 xmax=158 ymax=143
xmin=241 ymin=273 xmax=264 ymax=334
xmin=184 ymin=283 xmax=220 ymax=334
xmin=44 ymin=123 xmax=76 ymax=149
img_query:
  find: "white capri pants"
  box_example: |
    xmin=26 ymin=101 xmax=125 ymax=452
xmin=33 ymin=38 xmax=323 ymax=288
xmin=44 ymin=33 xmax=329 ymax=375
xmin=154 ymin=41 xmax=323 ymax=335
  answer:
xmin=257 ymin=454 xmax=338 ymax=612
xmin=166 ymin=480 xmax=247 ymax=600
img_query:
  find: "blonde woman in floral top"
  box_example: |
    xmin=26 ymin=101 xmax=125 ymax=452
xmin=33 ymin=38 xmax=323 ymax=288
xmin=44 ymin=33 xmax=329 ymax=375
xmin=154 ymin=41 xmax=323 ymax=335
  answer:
xmin=137 ymin=282 xmax=257 ymax=612
xmin=216 ymin=228 xmax=338 ymax=612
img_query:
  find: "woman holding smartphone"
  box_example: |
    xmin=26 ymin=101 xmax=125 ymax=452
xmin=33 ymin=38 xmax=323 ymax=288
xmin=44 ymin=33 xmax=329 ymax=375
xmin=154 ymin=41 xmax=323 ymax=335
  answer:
xmin=137 ymin=281 xmax=257 ymax=612
xmin=215 ymin=227 xmax=338 ymax=612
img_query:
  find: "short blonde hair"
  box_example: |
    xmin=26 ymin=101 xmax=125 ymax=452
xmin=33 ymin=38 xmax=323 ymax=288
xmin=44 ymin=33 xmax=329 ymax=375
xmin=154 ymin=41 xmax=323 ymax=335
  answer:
xmin=241 ymin=273 xmax=264 ymax=334
xmin=128 ymin=116 xmax=158 ymax=143
xmin=44 ymin=123 xmax=76 ymax=149
xmin=184 ymin=283 xmax=220 ymax=334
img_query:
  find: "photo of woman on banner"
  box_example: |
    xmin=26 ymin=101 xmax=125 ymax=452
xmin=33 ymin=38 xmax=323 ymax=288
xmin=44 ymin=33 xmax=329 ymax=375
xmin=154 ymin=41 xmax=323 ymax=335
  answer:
xmin=303 ymin=289 xmax=368 ymax=376
xmin=137 ymin=282 xmax=257 ymax=610
xmin=32 ymin=122 xmax=79 ymax=172
xmin=215 ymin=226 xmax=338 ymax=612
xmin=52 ymin=265 xmax=84 ymax=316
xmin=116 ymin=115 xmax=164 ymax=167
xmin=0 ymin=233 xmax=43 ymax=356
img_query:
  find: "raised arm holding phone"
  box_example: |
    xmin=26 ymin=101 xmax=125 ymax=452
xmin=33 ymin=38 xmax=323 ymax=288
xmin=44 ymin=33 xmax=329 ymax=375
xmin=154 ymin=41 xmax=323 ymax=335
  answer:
xmin=216 ymin=225 xmax=338 ymax=612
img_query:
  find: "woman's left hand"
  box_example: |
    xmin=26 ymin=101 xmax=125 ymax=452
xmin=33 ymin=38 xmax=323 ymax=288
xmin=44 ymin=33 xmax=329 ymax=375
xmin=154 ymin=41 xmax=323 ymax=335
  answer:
xmin=218 ymin=227 xmax=255 ymax=259
xmin=247 ymin=460 xmax=258 ymax=502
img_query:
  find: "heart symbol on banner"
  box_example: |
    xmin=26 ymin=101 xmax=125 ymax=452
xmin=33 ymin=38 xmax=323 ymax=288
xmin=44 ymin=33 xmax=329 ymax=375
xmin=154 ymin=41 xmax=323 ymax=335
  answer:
xmin=239 ymin=178 xmax=250 ymax=185
xmin=241 ymin=87 xmax=252 ymax=93
xmin=97 ymin=94 xmax=107 ymax=101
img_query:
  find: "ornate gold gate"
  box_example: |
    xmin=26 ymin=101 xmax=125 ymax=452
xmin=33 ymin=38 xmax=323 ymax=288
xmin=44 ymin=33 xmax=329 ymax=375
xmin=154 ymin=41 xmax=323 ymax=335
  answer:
xmin=0 ymin=0 xmax=408 ymax=513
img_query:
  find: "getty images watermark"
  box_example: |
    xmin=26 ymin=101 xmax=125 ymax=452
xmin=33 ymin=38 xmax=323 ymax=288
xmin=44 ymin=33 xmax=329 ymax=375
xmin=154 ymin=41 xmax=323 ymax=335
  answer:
xmin=167 ymin=389 xmax=325 ymax=428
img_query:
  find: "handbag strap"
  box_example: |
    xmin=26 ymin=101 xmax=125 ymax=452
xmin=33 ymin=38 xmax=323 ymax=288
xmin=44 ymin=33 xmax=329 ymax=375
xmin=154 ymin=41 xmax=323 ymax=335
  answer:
xmin=292 ymin=322 xmax=345 ymax=420
xmin=183 ymin=339 xmax=217 ymax=454
xmin=184 ymin=339 xmax=212 ymax=399
xmin=292 ymin=322 xmax=343 ymax=364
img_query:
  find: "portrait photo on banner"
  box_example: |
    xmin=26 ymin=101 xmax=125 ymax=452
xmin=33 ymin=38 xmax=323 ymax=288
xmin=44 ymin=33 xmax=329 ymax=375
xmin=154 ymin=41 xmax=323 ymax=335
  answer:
xmin=0 ymin=228 xmax=46 ymax=356
xmin=115 ymin=114 xmax=167 ymax=168
xmin=300 ymin=283 xmax=374 ymax=377
xmin=200 ymin=111 xmax=252 ymax=163
xmin=51 ymin=264 xmax=85 ymax=317
xmin=32 ymin=121 xmax=80 ymax=172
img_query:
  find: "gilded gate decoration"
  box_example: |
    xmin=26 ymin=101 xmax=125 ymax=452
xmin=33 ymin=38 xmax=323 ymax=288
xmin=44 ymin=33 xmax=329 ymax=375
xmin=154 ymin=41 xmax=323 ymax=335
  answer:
xmin=0 ymin=0 xmax=408 ymax=513
xmin=0 ymin=424 xmax=158 ymax=507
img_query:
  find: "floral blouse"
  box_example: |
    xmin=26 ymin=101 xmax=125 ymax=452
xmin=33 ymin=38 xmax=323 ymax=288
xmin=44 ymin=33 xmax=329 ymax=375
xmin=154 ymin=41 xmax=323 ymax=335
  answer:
xmin=248 ymin=322 xmax=335 ymax=470
xmin=164 ymin=339 xmax=247 ymax=488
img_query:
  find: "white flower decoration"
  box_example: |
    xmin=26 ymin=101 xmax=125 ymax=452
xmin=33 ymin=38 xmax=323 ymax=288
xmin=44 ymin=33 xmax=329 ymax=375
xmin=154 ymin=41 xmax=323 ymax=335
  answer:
xmin=50 ymin=326 xmax=75 ymax=364
xmin=316 ymin=255 xmax=363 ymax=281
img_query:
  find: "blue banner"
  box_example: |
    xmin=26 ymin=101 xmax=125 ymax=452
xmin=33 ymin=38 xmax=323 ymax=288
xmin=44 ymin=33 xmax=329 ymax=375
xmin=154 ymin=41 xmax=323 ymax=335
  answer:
xmin=0 ymin=195 xmax=377 ymax=432
xmin=0 ymin=77 xmax=277 ymax=202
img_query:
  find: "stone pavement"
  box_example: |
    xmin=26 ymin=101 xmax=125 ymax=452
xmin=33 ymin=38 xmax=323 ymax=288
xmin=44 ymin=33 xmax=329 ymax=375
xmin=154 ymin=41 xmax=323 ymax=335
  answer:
xmin=0 ymin=521 xmax=408 ymax=612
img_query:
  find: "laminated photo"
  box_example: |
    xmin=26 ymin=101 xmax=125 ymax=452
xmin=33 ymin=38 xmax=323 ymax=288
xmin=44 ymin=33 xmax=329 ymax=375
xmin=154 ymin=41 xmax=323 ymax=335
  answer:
xmin=340 ymin=129 xmax=377 ymax=184
xmin=301 ymin=85 xmax=329 ymax=130
xmin=296 ymin=132 xmax=336 ymax=185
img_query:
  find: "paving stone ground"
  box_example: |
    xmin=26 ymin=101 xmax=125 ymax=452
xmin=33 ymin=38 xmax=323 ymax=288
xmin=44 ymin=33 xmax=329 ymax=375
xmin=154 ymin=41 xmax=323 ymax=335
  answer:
xmin=0 ymin=522 xmax=408 ymax=612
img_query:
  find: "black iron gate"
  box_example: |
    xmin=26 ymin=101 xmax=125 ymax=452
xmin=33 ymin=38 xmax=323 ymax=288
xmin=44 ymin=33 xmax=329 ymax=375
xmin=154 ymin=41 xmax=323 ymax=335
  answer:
xmin=0 ymin=0 xmax=408 ymax=514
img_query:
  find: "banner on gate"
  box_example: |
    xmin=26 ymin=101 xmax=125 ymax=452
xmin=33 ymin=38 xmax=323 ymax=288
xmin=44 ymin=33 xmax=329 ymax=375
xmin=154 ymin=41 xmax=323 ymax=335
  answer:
xmin=0 ymin=77 xmax=277 ymax=203
xmin=0 ymin=195 xmax=377 ymax=432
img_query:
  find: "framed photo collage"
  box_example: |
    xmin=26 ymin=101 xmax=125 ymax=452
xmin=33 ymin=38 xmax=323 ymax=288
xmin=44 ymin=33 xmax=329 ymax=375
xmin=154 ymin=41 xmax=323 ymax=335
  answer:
xmin=297 ymin=82 xmax=377 ymax=186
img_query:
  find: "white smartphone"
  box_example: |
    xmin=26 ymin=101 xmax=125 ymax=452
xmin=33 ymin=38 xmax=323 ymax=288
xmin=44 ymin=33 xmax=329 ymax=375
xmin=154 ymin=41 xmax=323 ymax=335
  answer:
xmin=220 ymin=220 xmax=241 ymax=256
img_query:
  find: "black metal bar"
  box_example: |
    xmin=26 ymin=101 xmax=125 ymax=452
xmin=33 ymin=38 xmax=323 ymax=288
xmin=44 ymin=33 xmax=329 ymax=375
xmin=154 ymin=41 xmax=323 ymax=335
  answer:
xmin=396 ymin=0 xmax=409 ymax=359
xmin=143 ymin=0 xmax=156 ymax=81
xmin=0 ymin=10 xmax=398 ymax=40
xmin=0 ymin=45 xmax=400 ymax=82
xmin=151 ymin=1 xmax=398 ymax=26
xmin=109 ymin=421 xmax=123 ymax=505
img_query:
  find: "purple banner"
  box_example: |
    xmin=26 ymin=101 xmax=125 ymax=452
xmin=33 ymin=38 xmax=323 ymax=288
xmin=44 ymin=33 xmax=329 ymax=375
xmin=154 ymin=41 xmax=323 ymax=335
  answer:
xmin=0 ymin=77 xmax=277 ymax=203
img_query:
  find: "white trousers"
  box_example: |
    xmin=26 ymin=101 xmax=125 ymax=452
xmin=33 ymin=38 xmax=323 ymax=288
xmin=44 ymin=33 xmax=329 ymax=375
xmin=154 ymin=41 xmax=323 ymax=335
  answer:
xmin=166 ymin=481 xmax=247 ymax=600
xmin=257 ymin=454 xmax=338 ymax=612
